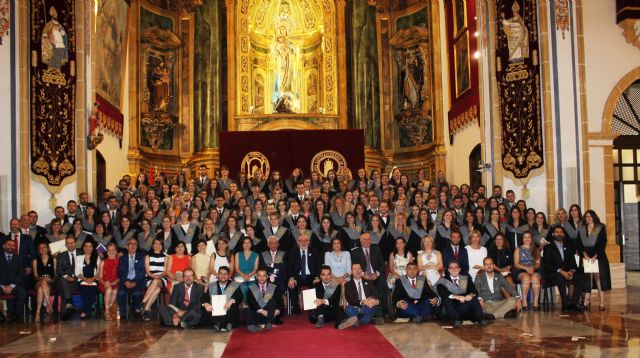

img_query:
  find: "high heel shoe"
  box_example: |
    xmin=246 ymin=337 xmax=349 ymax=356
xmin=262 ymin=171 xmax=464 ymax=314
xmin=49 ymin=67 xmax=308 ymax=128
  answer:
xmin=34 ymin=311 xmax=41 ymax=323
xmin=599 ymin=305 xmax=605 ymax=311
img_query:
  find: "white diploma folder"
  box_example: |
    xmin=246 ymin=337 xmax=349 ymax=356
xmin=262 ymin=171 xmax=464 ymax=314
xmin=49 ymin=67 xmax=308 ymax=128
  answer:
xmin=583 ymin=259 xmax=599 ymax=273
xmin=302 ymin=289 xmax=317 ymax=311
xmin=210 ymin=295 xmax=227 ymax=316
xmin=49 ymin=240 xmax=67 ymax=255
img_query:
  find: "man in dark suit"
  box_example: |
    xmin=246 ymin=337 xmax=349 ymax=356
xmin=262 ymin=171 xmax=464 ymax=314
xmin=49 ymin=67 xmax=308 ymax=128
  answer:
xmin=287 ymin=234 xmax=321 ymax=315
xmin=378 ymin=201 xmax=394 ymax=229
xmin=159 ymin=268 xmax=203 ymax=328
xmin=97 ymin=189 xmax=112 ymax=214
xmin=309 ymin=266 xmax=343 ymax=328
xmin=451 ymin=196 xmax=466 ymax=227
xmin=200 ymin=266 xmax=243 ymax=331
xmin=542 ymin=225 xmax=584 ymax=312
xmin=442 ymin=230 xmax=469 ymax=275
xmin=475 ymin=257 xmax=521 ymax=319
xmin=243 ymin=268 xmax=284 ymax=333
xmin=19 ymin=214 xmax=41 ymax=244
xmin=392 ymin=262 xmax=439 ymax=323
xmin=195 ymin=164 xmax=211 ymax=193
xmin=64 ymin=200 xmax=81 ymax=227
xmin=46 ymin=206 xmax=66 ymax=234
xmin=436 ymin=260 xmax=487 ymax=327
xmin=282 ymin=201 xmax=302 ymax=229
xmin=339 ymin=263 xmax=380 ymax=329
xmin=0 ymin=238 xmax=26 ymax=322
xmin=259 ymin=236 xmax=288 ymax=294
xmin=117 ymin=238 xmax=146 ymax=319
xmin=55 ymin=236 xmax=80 ymax=320
xmin=5 ymin=218 xmax=35 ymax=277
xmin=350 ymin=232 xmax=388 ymax=314
xmin=27 ymin=211 xmax=47 ymax=239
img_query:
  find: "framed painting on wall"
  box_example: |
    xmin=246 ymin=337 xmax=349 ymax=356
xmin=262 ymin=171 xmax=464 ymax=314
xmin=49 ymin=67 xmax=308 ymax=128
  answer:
xmin=454 ymin=31 xmax=471 ymax=98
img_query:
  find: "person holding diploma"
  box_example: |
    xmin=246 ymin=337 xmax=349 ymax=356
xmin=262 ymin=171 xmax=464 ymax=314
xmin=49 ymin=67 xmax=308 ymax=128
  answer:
xmin=578 ymin=210 xmax=611 ymax=311
xmin=309 ymin=265 xmax=343 ymax=328
xmin=158 ymin=268 xmax=203 ymax=328
xmin=200 ymin=266 xmax=243 ymax=331
xmin=55 ymin=236 xmax=80 ymax=320
xmin=287 ymin=234 xmax=321 ymax=315
xmin=243 ymin=268 xmax=284 ymax=333
xmin=392 ymin=261 xmax=439 ymax=323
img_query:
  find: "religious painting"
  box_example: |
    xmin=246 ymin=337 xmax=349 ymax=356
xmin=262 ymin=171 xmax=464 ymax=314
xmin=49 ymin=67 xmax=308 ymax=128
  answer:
xmin=30 ymin=0 xmax=76 ymax=186
xmin=94 ymin=0 xmax=129 ymax=110
xmin=496 ymin=0 xmax=543 ymax=178
xmin=138 ymin=6 xmax=180 ymax=150
xmin=0 ymin=0 xmax=9 ymax=45
xmin=306 ymin=72 xmax=318 ymax=113
xmin=392 ymin=8 xmax=433 ymax=148
xmin=254 ymin=73 xmax=265 ymax=114
xmin=454 ymin=31 xmax=471 ymax=97
xmin=453 ymin=0 xmax=467 ymax=37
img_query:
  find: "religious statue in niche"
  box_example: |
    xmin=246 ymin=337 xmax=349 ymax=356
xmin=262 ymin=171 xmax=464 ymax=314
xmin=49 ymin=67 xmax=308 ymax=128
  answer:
xmin=501 ymin=1 xmax=529 ymax=62
xmin=272 ymin=24 xmax=298 ymax=113
xmin=400 ymin=51 xmax=423 ymax=110
xmin=307 ymin=72 xmax=318 ymax=113
xmin=150 ymin=61 xmax=171 ymax=112
xmin=41 ymin=7 xmax=68 ymax=70
xmin=254 ymin=74 xmax=265 ymax=114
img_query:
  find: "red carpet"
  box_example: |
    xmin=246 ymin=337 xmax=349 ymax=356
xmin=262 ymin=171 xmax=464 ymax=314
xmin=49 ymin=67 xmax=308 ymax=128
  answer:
xmin=221 ymin=314 xmax=403 ymax=358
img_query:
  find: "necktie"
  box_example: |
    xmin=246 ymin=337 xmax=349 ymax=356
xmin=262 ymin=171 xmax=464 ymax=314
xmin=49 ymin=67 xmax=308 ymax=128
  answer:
xmin=301 ymin=251 xmax=308 ymax=281
xmin=184 ymin=286 xmax=191 ymax=307
xmin=6 ymin=254 xmax=12 ymax=262
xmin=128 ymin=255 xmax=135 ymax=279
xmin=260 ymin=284 xmax=266 ymax=296
xmin=13 ymin=234 xmax=19 ymax=252
xmin=454 ymin=246 xmax=459 ymax=260
xmin=411 ymin=279 xmax=416 ymax=288
xmin=71 ymin=253 xmax=75 ymax=269
xmin=220 ymin=285 xmax=225 ymax=293
xmin=111 ymin=211 xmax=116 ymax=221
xmin=364 ymin=249 xmax=373 ymax=274
xmin=454 ymin=278 xmax=459 ymax=286
xmin=357 ymin=281 xmax=363 ymax=300
xmin=299 ymin=196 xmax=303 ymax=201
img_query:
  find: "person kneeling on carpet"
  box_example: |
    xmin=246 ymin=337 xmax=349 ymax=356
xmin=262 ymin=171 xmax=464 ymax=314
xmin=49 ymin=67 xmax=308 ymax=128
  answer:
xmin=158 ymin=268 xmax=203 ymax=328
xmin=309 ymin=265 xmax=344 ymax=328
xmin=339 ymin=263 xmax=380 ymax=329
xmin=199 ymin=266 xmax=243 ymax=331
xmin=435 ymin=260 xmax=489 ymax=327
xmin=243 ymin=268 xmax=284 ymax=332
xmin=392 ymin=261 xmax=439 ymax=323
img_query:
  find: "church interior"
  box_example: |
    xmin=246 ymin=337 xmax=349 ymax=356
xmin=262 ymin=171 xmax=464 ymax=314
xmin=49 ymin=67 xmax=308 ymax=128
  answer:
xmin=0 ymin=0 xmax=639 ymax=356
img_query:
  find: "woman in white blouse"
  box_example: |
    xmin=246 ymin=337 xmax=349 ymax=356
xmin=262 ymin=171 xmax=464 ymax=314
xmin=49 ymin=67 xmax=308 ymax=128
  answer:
xmin=466 ymin=230 xmax=488 ymax=280
xmin=417 ymin=235 xmax=443 ymax=287
xmin=323 ymin=237 xmax=351 ymax=284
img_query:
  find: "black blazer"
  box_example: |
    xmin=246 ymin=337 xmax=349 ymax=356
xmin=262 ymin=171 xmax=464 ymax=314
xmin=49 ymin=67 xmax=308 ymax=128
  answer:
xmin=313 ymin=281 xmax=342 ymax=307
xmin=542 ymin=240 xmax=578 ymax=275
xmin=436 ymin=274 xmax=478 ymax=297
xmin=170 ymin=282 xmax=204 ymax=312
xmin=0 ymin=252 xmax=24 ymax=286
xmin=344 ymin=279 xmax=378 ymax=307
xmin=3 ymin=233 xmax=35 ymax=269
xmin=287 ymin=247 xmax=322 ymax=281
xmin=441 ymin=245 xmax=470 ymax=276
xmin=349 ymin=246 xmax=385 ymax=275
xmin=246 ymin=282 xmax=283 ymax=311
xmin=392 ymin=277 xmax=437 ymax=305
xmin=202 ymin=281 xmax=244 ymax=305
xmin=55 ymin=249 xmax=82 ymax=278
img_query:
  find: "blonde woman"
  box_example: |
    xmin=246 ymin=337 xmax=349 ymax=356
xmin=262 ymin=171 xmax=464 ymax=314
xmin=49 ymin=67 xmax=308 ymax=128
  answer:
xmin=417 ymin=236 xmax=443 ymax=286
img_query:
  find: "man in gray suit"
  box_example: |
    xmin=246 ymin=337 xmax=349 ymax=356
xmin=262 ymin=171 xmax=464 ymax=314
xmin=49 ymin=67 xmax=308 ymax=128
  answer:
xmin=158 ymin=268 xmax=203 ymax=328
xmin=56 ymin=236 xmax=80 ymax=320
xmin=474 ymin=257 xmax=521 ymax=319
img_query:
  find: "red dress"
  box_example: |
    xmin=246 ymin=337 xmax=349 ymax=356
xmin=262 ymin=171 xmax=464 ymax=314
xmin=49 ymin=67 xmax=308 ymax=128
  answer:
xmin=167 ymin=254 xmax=190 ymax=289
xmin=99 ymin=257 xmax=120 ymax=293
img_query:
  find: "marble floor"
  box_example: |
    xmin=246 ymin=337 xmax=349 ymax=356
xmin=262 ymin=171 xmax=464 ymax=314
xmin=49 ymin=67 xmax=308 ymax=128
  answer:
xmin=0 ymin=287 xmax=638 ymax=357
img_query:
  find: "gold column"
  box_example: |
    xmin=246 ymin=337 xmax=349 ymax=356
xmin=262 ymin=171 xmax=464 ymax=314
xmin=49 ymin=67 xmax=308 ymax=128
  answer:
xmin=575 ymin=0 xmax=591 ymax=209
xmin=18 ymin=0 xmax=30 ymax=214
xmin=127 ymin=1 xmax=142 ymax=175
xmin=226 ymin=0 xmax=237 ymax=131
xmin=430 ymin=0 xmax=446 ymax=178
xmin=336 ymin=0 xmax=349 ymax=129
xmin=487 ymin=0 xmax=504 ymax=187
xmin=74 ymin=0 xmax=87 ymax=194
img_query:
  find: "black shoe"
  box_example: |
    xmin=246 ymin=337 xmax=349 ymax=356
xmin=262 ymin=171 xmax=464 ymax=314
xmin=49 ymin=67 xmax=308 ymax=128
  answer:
xmin=411 ymin=316 xmax=422 ymax=324
xmin=562 ymin=304 xmax=575 ymax=313
xmin=453 ymin=320 xmax=462 ymax=328
xmin=573 ymin=305 xmax=585 ymax=312
xmin=477 ymin=319 xmax=490 ymax=326
xmin=264 ymin=323 xmax=273 ymax=331
xmin=225 ymin=323 xmax=233 ymax=331
xmin=247 ymin=324 xmax=261 ymax=333
xmin=338 ymin=316 xmax=359 ymax=330
xmin=274 ymin=316 xmax=284 ymax=325
xmin=315 ymin=315 xmax=325 ymax=328
xmin=373 ymin=317 xmax=385 ymax=325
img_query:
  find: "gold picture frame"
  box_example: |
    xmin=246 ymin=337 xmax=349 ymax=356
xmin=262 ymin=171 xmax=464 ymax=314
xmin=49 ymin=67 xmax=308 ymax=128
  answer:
xmin=453 ymin=0 xmax=467 ymax=39
xmin=454 ymin=31 xmax=471 ymax=98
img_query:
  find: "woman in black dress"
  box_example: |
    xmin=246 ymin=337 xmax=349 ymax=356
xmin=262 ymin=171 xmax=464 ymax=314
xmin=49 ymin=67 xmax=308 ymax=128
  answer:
xmin=33 ymin=242 xmax=56 ymax=322
xmin=578 ymin=210 xmax=611 ymax=311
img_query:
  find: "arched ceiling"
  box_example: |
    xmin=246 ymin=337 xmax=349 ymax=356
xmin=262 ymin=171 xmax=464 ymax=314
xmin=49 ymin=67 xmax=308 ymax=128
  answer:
xmin=248 ymin=0 xmax=325 ymax=38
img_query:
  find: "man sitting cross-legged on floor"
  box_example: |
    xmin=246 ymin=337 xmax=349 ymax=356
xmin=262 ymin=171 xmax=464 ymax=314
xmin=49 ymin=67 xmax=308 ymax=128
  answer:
xmin=309 ymin=265 xmax=344 ymax=328
xmin=474 ymin=257 xmax=521 ymax=319
xmin=158 ymin=268 xmax=204 ymax=328
xmin=435 ymin=260 xmax=489 ymax=327
xmin=392 ymin=261 xmax=439 ymax=323
xmin=339 ymin=263 xmax=380 ymax=329
xmin=242 ymin=268 xmax=284 ymax=333
xmin=199 ymin=266 xmax=243 ymax=331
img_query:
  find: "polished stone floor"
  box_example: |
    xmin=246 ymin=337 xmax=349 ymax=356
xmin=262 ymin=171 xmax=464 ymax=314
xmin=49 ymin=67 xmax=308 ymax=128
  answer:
xmin=0 ymin=287 xmax=638 ymax=357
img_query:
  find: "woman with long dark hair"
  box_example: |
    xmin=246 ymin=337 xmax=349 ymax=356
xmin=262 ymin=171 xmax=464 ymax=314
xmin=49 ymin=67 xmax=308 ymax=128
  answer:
xmin=578 ymin=210 xmax=611 ymax=310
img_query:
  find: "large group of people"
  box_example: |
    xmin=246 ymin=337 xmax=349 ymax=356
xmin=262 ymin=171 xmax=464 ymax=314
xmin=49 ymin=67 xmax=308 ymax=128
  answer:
xmin=0 ymin=164 xmax=611 ymax=332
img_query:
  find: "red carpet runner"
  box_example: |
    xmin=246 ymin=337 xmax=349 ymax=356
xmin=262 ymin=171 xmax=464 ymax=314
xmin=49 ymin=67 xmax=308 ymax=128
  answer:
xmin=221 ymin=314 xmax=403 ymax=358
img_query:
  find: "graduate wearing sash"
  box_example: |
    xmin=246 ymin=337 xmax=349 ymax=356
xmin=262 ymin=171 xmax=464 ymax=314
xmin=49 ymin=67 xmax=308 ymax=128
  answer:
xmin=309 ymin=266 xmax=343 ymax=328
xmin=263 ymin=214 xmax=295 ymax=254
xmin=243 ymin=269 xmax=284 ymax=333
xmin=200 ymin=266 xmax=243 ymax=331
xmin=259 ymin=236 xmax=288 ymax=293
xmin=172 ymin=211 xmax=200 ymax=255
xmin=392 ymin=262 xmax=439 ymax=323
xmin=435 ymin=260 xmax=487 ymax=327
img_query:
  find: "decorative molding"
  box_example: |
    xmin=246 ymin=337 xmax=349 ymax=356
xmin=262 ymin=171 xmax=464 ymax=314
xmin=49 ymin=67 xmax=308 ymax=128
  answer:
xmin=619 ymin=18 xmax=640 ymax=50
xmin=0 ymin=0 xmax=8 ymax=45
xmin=554 ymin=0 xmax=569 ymax=39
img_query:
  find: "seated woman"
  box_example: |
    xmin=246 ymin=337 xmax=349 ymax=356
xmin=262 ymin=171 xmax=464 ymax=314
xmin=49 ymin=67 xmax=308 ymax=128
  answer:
xmin=465 ymin=230 xmax=488 ymax=281
xmin=234 ymin=237 xmax=258 ymax=298
xmin=166 ymin=241 xmax=191 ymax=295
xmin=417 ymin=235 xmax=443 ymax=287
xmin=488 ymin=233 xmax=515 ymax=286
xmin=387 ymin=237 xmax=413 ymax=289
xmin=324 ymin=237 xmax=351 ymax=284
xmin=75 ymin=240 xmax=100 ymax=319
xmin=191 ymin=239 xmax=211 ymax=291
xmin=98 ymin=242 xmax=120 ymax=320
xmin=33 ymin=242 xmax=56 ymax=322
xmin=514 ymin=232 xmax=541 ymax=310
xmin=136 ymin=238 xmax=167 ymax=320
